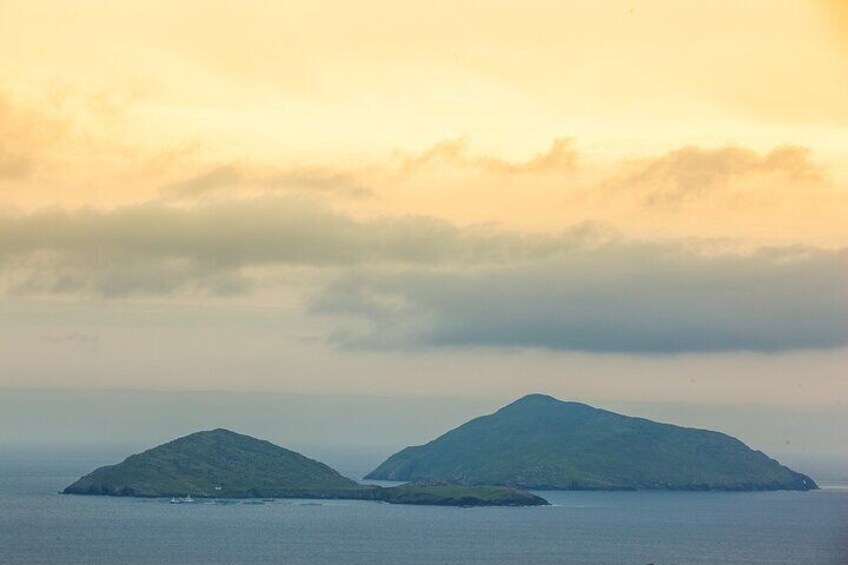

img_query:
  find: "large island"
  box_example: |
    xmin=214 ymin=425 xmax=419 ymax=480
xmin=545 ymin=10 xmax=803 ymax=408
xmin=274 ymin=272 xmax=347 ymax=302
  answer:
xmin=367 ymin=394 xmax=818 ymax=491
xmin=63 ymin=428 xmax=548 ymax=507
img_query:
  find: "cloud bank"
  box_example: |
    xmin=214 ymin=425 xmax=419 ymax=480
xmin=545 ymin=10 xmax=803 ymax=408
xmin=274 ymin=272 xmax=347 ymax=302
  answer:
xmin=1 ymin=198 xmax=845 ymax=354
xmin=314 ymin=248 xmax=848 ymax=353
xmin=0 ymin=198 xmax=582 ymax=295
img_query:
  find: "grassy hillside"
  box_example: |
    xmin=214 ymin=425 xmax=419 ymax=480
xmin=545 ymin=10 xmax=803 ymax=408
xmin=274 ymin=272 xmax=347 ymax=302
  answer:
xmin=373 ymin=482 xmax=549 ymax=506
xmin=63 ymin=428 xmax=365 ymax=498
xmin=62 ymin=428 xmax=550 ymax=506
xmin=366 ymin=394 xmax=817 ymax=491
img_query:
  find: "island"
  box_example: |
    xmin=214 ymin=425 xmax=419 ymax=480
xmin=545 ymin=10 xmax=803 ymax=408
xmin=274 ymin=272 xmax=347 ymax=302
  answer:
xmin=371 ymin=480 xmax=547 ymax=506
xmin=63 ymin=428 xmax=548 ymax=506
xmin=366 ymin=394 xmax=818 ymax=491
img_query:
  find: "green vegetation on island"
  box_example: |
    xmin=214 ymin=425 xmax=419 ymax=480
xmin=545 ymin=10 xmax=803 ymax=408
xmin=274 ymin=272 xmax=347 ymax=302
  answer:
xmin=371 ymin=481 xmax=548 ymax=506
xmin=63 ymin=428 xmax=366 ymax=498
xmin=366 ymin=394 xmax=818 ymax=492
xmin=63 ymin=428 xmax=548 ymax=506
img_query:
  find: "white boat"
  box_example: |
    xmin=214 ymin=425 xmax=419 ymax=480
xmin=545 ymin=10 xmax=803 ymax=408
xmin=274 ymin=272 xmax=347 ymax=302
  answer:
xmin=183 ymin=494 xmax=194 ymax=503
xmin=170 ymin=497 xmax=180 ymax=504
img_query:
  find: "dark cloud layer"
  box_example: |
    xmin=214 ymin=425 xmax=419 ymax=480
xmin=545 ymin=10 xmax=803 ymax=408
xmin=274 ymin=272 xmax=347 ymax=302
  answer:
xmin=313 ymin=247 xmax=848 ymax=354
xmin=0 ymin=198 xmax=578 ymax=296
xmin=1 ymin=198 xmax=845 ymax=353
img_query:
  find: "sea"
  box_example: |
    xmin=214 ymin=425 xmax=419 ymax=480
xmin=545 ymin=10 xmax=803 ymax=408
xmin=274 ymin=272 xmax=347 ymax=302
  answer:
xmin=1 ymin=451 xmax=846 ymax=565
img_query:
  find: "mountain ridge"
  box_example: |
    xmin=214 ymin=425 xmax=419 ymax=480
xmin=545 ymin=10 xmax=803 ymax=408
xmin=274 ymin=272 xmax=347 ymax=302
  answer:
xmin=366 ymin=394 xmax=817 ymax=491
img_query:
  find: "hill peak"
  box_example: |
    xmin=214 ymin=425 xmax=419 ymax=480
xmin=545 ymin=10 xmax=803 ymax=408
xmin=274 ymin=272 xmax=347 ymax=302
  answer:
xmin=164 ymin=428 xmax=264 ymax=447
xmin=514 ymin=393 xmax=559 ymax=403
xmin=190 ymin=428 xmax=243 ymax=438
xmin=501 ymin=393 xmax=593 ymax=413
xmin=505 ymin=393 xmax=564 ymax=407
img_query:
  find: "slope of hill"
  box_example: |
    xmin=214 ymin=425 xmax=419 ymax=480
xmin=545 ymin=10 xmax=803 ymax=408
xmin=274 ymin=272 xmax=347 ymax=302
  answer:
xmin=366 ymin=394 xmax=817 ymax=491
xmin=63 ymin=428 xmax=364 ymax=498
xmin=62 ymin=428 xmax=549 ymax=505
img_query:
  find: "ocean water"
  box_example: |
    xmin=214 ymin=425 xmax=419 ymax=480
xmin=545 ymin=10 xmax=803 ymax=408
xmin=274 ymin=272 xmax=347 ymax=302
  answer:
xmin=1 ymin=456 xmax=846 ymax=565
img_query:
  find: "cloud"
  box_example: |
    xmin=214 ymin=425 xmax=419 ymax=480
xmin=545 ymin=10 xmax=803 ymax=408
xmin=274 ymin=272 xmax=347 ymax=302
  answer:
xmin=610 ymin=145 xmax=824 ymax=205
xmin=0 ymin=96 xmax=33 ymax=179
xmin=312 ymin=245 xmax=848 ymax=354
xmin=397 ymin=137 xmax=577 ymax=176
xmin=162 ymin=165 xmax=243 ymax=198
xmin=3 ymin=93 xmax=845 ymax=246
xmin=161 ymin=164 xmax=374 ymax=201
xmin=0 ymin=149 xmax=30 ymax=180
xmin=0 ymin=197 xmax=845 ymax=353
xmin=0 ymin=197 xmax=583 ymax=296
xmin=0 ymin=91 xmax=68 ymax=180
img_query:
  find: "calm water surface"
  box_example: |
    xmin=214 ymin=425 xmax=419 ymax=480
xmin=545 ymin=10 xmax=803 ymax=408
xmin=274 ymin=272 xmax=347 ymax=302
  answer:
xmin=1 ymin=458 xmax=846 ymax=565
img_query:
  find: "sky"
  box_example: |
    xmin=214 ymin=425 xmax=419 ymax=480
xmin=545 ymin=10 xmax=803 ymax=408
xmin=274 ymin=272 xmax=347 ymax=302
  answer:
xmin=0 ymin=1 xmax=846 ymax=465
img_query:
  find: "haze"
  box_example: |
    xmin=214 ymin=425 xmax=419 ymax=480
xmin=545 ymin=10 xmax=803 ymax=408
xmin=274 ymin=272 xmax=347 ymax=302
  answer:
xmin=0 ymin=1 xmax=846 ymax=475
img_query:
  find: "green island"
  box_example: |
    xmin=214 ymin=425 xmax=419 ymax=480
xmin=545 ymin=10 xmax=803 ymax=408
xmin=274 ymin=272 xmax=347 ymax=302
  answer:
xmin=62 ymin=428 xmax=548 ymax=507
xmin=366 ymin=394 xmax=818 ymax=492
xmin=370 ymin=481 xmax=547 ymax=506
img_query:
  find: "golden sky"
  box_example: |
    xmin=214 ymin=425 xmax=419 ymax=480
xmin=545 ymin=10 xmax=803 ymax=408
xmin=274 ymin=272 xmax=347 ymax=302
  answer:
xmin=1 ymin=1 xmax=847 ymax=427
xmin=2 ymin=0 xmax=847 ymax=240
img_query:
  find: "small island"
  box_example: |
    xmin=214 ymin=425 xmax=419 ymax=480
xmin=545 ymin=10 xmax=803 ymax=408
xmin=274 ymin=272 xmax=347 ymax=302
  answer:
xmin=371 ymin=481 xmax=547 ymax=507
xmin=367 ymin=394 xmax=818 ymax=492
xmin=63 ymin=429 xmax=548 ymax=507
